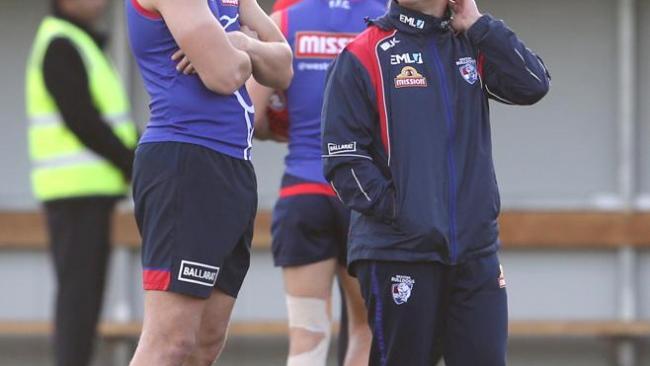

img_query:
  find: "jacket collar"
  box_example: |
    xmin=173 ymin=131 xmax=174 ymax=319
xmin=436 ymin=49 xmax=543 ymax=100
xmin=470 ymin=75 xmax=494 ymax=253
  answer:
xmin=372 ymin=0 xmax=451 ymax=35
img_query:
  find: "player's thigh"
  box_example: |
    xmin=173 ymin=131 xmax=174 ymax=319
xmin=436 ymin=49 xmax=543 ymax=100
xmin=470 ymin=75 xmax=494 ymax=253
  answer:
xmin=336 ymin=265 xmax=368 ymax=328
xmin=443 ymin=254 xmax=508 ymax=366
xmin=283 ymin=258 xmax=338 ymax=298
xmin=140 ymin=291 xmax=206 ymax=343
xmin=283 ymin=259 xmax=337 ymax=358
xmin=196 ymin=288 xmax=237 ymax=344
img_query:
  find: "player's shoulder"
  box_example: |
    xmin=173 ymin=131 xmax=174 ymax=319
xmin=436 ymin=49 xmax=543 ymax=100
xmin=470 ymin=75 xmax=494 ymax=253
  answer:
xmin=345 ymin=24 xmax=396 ymax=61
xmin=272 ymin=0 xmax=303 ymax=12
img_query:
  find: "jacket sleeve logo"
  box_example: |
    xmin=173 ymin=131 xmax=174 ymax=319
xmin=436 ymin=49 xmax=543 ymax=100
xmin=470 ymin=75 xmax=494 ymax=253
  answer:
xmin=295 ymin=32 xmax=357 ymax=59
xmin=327 ymin=142 xmax=357 ymax=155
xmin=394 ymin=66 xmax=427 ymax=88
xmin=178 ymin=260 xmax=220 ymax=287
xmin=456 ymin=57 xmax=478 ymax=85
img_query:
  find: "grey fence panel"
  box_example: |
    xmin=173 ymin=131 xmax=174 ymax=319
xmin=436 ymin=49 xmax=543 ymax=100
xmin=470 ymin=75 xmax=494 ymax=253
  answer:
xmin=0 ymin=1 xmax=48 ymax=209
xmin=481 ymin=0 xmax=620 ymax=208
xmin=637 ymin=0 xmax=650 ymax=206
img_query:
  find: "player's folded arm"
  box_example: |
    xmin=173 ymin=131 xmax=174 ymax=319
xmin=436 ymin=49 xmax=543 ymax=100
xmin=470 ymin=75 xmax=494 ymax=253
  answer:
xmin=239 ymin=0 xmax=294 ymax=89
xmin=154 ymin=0 xmax=252 ymax=94
xmin=321 ymin=51 xmax=395 ymax=223
xmin=467 ymin=15 xmax=551 ymax=106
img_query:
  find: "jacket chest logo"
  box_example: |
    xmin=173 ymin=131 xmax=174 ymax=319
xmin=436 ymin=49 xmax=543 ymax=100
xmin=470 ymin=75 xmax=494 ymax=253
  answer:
xmin=456 ymin=57 xmax=478 ymax=85
xmin=390 ymin=52 xmax=423 ymax=65
xmin=380 ymin=37 xmax=400 ymax=51
xmin=394 ymin=66 xmax=427 ymax=88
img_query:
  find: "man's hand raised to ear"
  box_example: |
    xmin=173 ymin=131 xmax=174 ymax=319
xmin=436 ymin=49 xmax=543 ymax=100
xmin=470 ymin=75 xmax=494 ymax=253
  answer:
xmin=449 ymin=0 xmax=482 ymax=33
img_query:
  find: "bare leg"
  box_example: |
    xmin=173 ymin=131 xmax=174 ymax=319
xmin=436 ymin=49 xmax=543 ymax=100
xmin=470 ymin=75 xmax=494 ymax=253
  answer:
xmin=337 ymin=265 xmax=372 ymax=366
xmin=130 ymin=292 xmax=206 ymax=366
xmin=184 ymin=288 xmax=237 ymax=366
xmin=283 ymin=258 xmax=338 ymax=365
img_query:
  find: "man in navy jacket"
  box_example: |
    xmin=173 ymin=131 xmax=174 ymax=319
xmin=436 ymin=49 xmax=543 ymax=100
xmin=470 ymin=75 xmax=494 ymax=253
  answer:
xmin=321 ymin=0 xmax=550 ymax=364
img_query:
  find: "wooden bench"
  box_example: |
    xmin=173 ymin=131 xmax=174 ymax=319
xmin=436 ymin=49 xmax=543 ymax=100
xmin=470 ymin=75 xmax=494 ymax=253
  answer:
xmin=2 ymin=210 xmax=650 ymax=250
xmin=1 ymin=210 xmax=649 ymax=344
xmin=1 ymin=320 xmax=649 ymax=339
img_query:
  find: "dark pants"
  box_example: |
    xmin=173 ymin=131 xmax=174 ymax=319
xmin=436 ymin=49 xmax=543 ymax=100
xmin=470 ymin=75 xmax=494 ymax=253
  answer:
xmin=354 ymin=253 xmax=508 ymax=366
xmin=44 ymin=196 xmax=117 ymax=366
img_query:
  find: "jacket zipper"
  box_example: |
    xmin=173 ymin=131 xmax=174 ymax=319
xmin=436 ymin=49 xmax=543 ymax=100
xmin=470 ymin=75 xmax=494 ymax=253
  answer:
xmin=430 ymin=40 xmax=459 ymax=264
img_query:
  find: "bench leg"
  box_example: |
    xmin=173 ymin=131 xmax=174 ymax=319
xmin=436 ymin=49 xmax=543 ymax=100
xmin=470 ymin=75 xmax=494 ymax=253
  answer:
xmin=107 ymin=339 xmax=135 ymax=366
xmin=616 ymin=339 xmax=637 ymax=366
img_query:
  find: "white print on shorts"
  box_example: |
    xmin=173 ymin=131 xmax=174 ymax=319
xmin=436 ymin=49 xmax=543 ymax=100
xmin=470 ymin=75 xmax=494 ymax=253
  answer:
xmin=178 ymin=260 xmax=220 ymax=287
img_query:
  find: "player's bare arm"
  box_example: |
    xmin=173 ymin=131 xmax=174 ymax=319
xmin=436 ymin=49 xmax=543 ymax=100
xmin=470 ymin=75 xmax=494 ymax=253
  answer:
xmin=247 ymin=11 xmax=290 ymax=142
xmin=141 ymin=0 xmax=252 ymax=95
xmin=238 ymin=0 xmax=293 ymax=89
xmin=246 ymin=77 xmax=278 ymax=141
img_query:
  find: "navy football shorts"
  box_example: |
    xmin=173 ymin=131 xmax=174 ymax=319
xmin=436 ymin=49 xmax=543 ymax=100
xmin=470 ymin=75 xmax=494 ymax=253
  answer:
xmin=271 ymin=174 xmax=350 ymax=267
xmin=133 ymin=142 xmax=257 ymax=299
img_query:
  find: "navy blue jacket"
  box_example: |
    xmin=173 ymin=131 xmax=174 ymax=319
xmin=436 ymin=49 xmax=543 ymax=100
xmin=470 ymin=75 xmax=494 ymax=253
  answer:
xmin=321 ymin=2 xmax=550 ymax=266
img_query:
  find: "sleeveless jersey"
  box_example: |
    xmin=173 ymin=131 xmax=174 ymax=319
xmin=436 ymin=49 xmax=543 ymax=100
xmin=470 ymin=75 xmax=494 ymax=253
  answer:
xmin=281 ymin=0 xmax=386 ymax=182
xmin=126 ymin=0 xmax=255 ymax=160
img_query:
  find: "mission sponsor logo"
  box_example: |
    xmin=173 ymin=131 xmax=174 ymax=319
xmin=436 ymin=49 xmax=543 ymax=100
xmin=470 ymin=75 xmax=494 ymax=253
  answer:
xmin=394 ymin=66 xmax=427 ymax=88
xmin=221 ymin=0 xmax=238 ymax=6
xmin=327 ymin=142 xmax=357 ymax=155
xmin=390 ymin=52 xmax=423 ymax=65
xmin=399 ymin=14 xmax=425 ymax=29
xmin=178 ymin=260 xmax=220 ymax=287
xmin=295 ymin=32 xmax=357 ymax=59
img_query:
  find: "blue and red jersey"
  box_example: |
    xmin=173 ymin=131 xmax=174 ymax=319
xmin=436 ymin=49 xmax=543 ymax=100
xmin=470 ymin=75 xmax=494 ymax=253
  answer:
xmin=126 ymin=0 xmax=255 ymax=160
xmin=277 ymin=0 xmax=386 ymax=185
xmin=322 ymin=2 xmax=551 ymax=265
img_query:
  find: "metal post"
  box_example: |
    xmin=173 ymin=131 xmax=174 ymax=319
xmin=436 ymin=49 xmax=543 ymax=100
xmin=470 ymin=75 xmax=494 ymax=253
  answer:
xmin=617 ymin=246 xmax=638 ymax=366
xmin=109 ymin=0 xmax=130 ymax=84
xmin=616 ymin=0 xmax=638 ymax=365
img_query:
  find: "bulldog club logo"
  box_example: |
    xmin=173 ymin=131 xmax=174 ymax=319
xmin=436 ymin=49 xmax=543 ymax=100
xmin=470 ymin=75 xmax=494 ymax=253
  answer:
xmin=498 ymin=264 xmax=506 ymax=288
xmin=394 ymin=66 xmax=427 ymax=88
xmin=391 ymin=275 xmax=415 ymax=305
xmin=456 ymin=57 xmax=478 ymax=85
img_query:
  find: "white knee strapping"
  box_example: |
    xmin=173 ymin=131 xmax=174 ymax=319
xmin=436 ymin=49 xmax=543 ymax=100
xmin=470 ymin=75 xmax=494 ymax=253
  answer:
xmin=286 ymin=295 xmax=331 ymax=366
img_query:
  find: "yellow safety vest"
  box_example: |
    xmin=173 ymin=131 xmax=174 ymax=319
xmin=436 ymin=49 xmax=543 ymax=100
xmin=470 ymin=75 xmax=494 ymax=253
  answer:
xmin=25 ymin=16 xmax=138 ymax=201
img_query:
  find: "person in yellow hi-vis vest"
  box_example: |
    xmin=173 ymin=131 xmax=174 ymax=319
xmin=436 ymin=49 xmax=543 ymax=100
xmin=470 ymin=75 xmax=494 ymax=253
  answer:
xmin=25 ymin=1 xmax=138 ymax=365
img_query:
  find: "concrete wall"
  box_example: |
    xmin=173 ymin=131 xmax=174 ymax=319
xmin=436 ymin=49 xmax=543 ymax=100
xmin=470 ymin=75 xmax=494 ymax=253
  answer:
xmin=0 ymin=0 xmax=644 ymax=210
